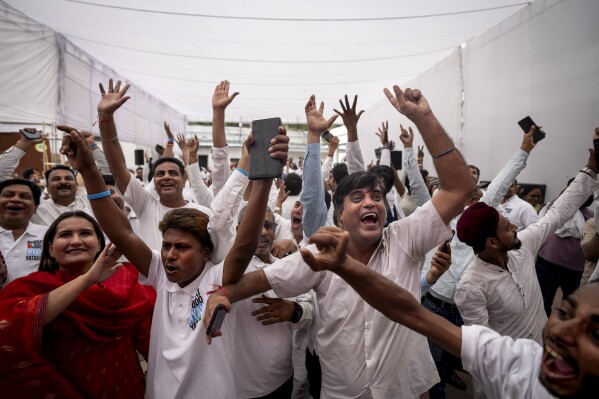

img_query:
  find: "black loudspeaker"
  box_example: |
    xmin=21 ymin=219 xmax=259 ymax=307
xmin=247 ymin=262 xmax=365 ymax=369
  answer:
xmin=134 ymin=149 xmax=144 ymax=166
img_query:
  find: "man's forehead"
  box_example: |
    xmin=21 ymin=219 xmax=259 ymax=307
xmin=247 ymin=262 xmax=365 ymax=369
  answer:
xmin=156 ymin=162 xmax=181 ymax=172
xmin=347 ymin=186 xmax=382 ymax=196
xmin=49 ymin=169 xmax=74 ymax=179
xmin=1 ymin=184 xmax=33 ymax=195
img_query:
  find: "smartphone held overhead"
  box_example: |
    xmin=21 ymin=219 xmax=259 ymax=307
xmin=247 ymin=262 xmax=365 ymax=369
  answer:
xmin=321 ymin=130 xmax=332 ymax=143
xmin=249 ymin=117 xmax=283 ymax=180
xmin=19 ymin=128 xmax=42 ymax=140
xmin=517 ymin=116 xmax=546 ymax=143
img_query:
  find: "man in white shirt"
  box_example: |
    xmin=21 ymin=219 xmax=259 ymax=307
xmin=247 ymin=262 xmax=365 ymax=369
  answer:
xmin=31 ymin=165 xmax=95 ymax=226
xmin=0 ymin=179 xmax=47 ymax=287
xmin=205 ymin=87 xmax=475 ymax=398
xmin=233 ymin=204 xmax=313 ymax=399
xmin=455 ymin=141 xmax=599 ymax=346
xmin=499 ymin=179 xmax=540 ymax=231
xmin=300 ymin=226 xmax=599 ymax=399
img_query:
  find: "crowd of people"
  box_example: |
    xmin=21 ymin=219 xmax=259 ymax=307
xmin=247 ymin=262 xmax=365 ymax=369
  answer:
xmin=0 ymin=79 xmax=597 ymax=399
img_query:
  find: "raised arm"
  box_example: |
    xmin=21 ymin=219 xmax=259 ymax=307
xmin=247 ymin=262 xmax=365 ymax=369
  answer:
xmin=400 ymin=124 xmax=430 ymax=206
xmin=221 ymin=128 xmax=289 ymax=284
xmin=187 ymin=135 xmax=213 ymax=208
xmin=60 ymin=129 xmax=153 ymax=276
xmin=334 ymin=95 xmax=363 ymax=174
xmin=384 ymin=86 xmax=473 ymax=223
xmin=302 ymin=95 xmax=335 ymax=236
xmin=0 ymin=131 xmax=47 ymax=182
xmin=480 ymin=127 xmax=538 ymax=208
xmin=175 ymin=133 xmax=189 ymax=166
xmin=96 ymin=79 xmax=133 ymax=194
xmin=300 ymin=227 xmax=462 ymax=357
xmin=162 ymin=122 xmax=175 ymax=158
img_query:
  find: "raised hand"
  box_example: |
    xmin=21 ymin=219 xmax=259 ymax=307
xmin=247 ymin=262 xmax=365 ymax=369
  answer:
xmin=58 ymin=127 xmax=96 ymax=172
xmin=328 ymin=135 xmax=340 ymax=157
xmin=300 ymin=227 xmax=349 ymax=273
xmin=270 ymin=239 xmax=298 ymax=258
xmin=268 ymin=126 xmax=290 ymax=165
xmin=85 ymin=243 xmax=124 ymax=285
xmin=333 ymin=94 xmax=363 ymax=132
xmin=417 ymin=145 xmax=425 ymax=163
xmin=276 ymin=183 xmax=290 ymax=205
xmin=383 ymin=85 xmax=432 ymax=123
xmin=251 ymin=295 xmax=295 ymax=325
xmin=187 ymin=135 xmax=200 ymax=155
xmin=97 ymin=79 xmax=130 ymax=115
xmin=306 ymin=95 xmax=339 ymax=135
xmin=426 ymin=242 xmax=452 ymax=284
xmin=399 ymin=124 xmax=414 ymax=148
xmin=376 ymin=121 xmax=389 ymax=145
xmin=163 ymin=122 xmax=175 ymax=140
xmin=212 ymin=80 xmax=239 ymax=110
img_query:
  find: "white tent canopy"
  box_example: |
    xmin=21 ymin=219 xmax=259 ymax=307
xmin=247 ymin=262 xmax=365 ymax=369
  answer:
xmin=1 ymin=0 xmax=598 ymax=198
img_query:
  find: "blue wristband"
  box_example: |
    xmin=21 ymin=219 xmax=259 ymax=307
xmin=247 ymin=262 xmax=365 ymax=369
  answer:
xmin=87 ymin=190 xmax=111 ymax=200
xmin=167 ymin=138 xmax=174 ymax=144
xmin=236 ymin=167 xmax=248 ymax=177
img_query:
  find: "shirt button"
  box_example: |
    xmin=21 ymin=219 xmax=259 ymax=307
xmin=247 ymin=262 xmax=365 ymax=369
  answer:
xmin=365 ymin=323 xmax=371 ymax=330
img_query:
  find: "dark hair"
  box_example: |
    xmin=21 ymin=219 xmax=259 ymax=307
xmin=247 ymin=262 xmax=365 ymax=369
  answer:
xmin=468 ymin=164 xmax=480 ymax=177
xmin=39 ymin=211 xmax=106 ymax=272
xmin=159 ymin=208 xmax=214 ymax=253
xmin=238 ymin=205 xmax=274 ymax=226
xmin=333 ymin=171 xmax=387 ymax=225
xmin=44 ymin=165 xmax=75 ymax=183
xmin=0 ymin=178 xmax=42 ymax=206
xmin=154 ymin=157 xmax=186 ymax=178
xmin=520 ymin=185 xmax=544 ymax=198
xmin=102 ymin=174 xmax=116 ymax=187
xmin=324 ymin=190 xmax=331 ymax=211
xmin=370 ymin=165 xmax=394 ymax=195
xmin=284 ymin=173 xmax=303 ymax=196
xmin=22 ymin=168 xmax=40 ymax=180
xmin=331 ymin=163 xmax=348 ymax=184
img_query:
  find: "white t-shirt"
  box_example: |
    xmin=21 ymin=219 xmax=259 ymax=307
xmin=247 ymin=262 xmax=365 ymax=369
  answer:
xmin=142 ymin=251 xmax=237 ymax=399
xmin=119 ymin=173 xmax=213 ymax=253
xmin=234 ymin=255 xmax=294 ymax=398
xmin=461 ymin=325 xmax=555 ymax=399
xmin=0 ymin=222 xmax=47 ymax=284
xmin=264 ymin=201 xmax=450 ymax=398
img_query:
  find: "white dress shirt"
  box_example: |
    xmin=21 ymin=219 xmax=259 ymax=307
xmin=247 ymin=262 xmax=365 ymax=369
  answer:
xmin=0 ymin=222 xmax=47 ymax=284
xmin=31 ymin=194 xmax=95 ymax=226
xmin=499 ymin=194 xmax=540 ymax=231
xmin=263 ymin=201 xmax=450 ymax=398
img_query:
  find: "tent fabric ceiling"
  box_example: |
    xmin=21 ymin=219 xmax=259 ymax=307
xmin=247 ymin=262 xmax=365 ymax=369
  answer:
xmin=5 ymin=0 xmax=530 ymax=123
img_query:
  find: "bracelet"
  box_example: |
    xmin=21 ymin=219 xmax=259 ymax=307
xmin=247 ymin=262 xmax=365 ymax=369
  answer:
xmin=274 ymin=206 xmax=282 ymax=212
xmin=166 ymin=143 xmax=174 ymax=146
xmin=206 ymin=284 xmax=229 ymax=297
xmin=92 ymin=114 xmax=114 ymax=126
xmin=87 ymin=190 xmax=111 ymax=200
xmin=101 ymin=136 xmax=119 ymax=142
xmin=580 ymin=167 xmax=598 ymax=179
xmin=236 ymin=167 xmax=248 ymax=177
xmin=167 ymin=138 xmax=175 ymax=144
xmin=432 ymin=146 xmax=456 ymax=159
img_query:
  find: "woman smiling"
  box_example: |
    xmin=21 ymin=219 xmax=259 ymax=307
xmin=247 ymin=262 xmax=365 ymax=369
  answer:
xmin=0 ymin=211 xmax=154 ymax=398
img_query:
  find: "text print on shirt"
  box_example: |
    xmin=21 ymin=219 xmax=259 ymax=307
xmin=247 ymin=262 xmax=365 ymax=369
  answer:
xmin=188 ymin=288 xmax=204 ymax=331
xmin=26 ymin=239 xmax=43 ymax=261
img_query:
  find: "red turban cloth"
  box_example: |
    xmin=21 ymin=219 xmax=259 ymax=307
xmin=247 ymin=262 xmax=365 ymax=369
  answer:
xmin=456 ymin=201 xmax=499 ymax=250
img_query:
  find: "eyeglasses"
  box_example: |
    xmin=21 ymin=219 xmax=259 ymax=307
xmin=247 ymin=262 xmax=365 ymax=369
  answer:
xmin=264 ymin=221 xmax=278 ymax=231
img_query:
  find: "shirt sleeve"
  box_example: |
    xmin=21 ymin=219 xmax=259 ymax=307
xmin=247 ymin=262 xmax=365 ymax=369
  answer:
xmin=91 ymin=147 xmax=111 ymax=175
xmin=461 ymin=325 xmax=542 ymax=399
xmin=138 ymin=250 xmax=163 ymax=289
xmin=321 ymin=155 xmax=333 ymax=179
xmin=519 ymin=171 xmax=599 ymax=254
xmin=345 ymin=140 xmax=365 ymax=175
xmin=403 ymin=147 xmax=431 ymax=206
xmin=481 ymin=148 xmax=529 ymax=208
xmin=301 ymin=143 xmax=328 ymax=237
xmin=0 ymin=146 xmax=25 ymax=182
xmin=292 ymin=292 xmax=314 ymax=330
xmin=188 ymin=163 xmax=214 ymax=208
xmin=210 ymin=146 xmax=230 ymax=198
xmin=263 ymin=246 xmax=326 ymax=299
xmin=117 ymin=171 xmax=152 ymax=217
xmin=379 ymin=148 xmax=391 ymax=166
xmin=209 ymin=169 xmax=248 ymax=264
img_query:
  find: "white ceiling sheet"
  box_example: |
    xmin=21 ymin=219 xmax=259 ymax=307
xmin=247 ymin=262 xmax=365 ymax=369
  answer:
xmin=5 ymin=0 xmax=530 ymax=123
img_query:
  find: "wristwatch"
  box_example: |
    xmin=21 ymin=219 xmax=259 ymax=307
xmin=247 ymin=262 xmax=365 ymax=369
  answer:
xmin=290 ymin=302 xmax=303 ymax=323
xmin=580 ymin=166 xmax=598 ymax=179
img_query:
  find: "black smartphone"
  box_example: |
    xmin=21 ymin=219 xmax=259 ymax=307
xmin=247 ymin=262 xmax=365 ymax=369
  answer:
xmin=321 ymin=130 xmax=332 ymax=143
xmin=390 ymin=150 xmax=403 ymax=170
xmin=441 ymin=230 xmax=455 ymax=254
xmin=249 ymin=117 xmax=283 ymax=180
xmin=19 ymin=128 xmax=42 ymax=140
xmin=206 ymin=304 xmax=227 ymax=336
xmin=517 ymin=116 xmax=545 ymax=144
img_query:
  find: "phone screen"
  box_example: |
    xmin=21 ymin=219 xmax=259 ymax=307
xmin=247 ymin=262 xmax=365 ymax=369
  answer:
xmin=19 ymin=128 xmax=42 ymax=140
xmin=517 ymin=116 xmax=545 ymax=143
xmin=321 ymin=131 xmax=332 ymax=142
xmin=390 ymin=150 xmax=403 ymax=169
